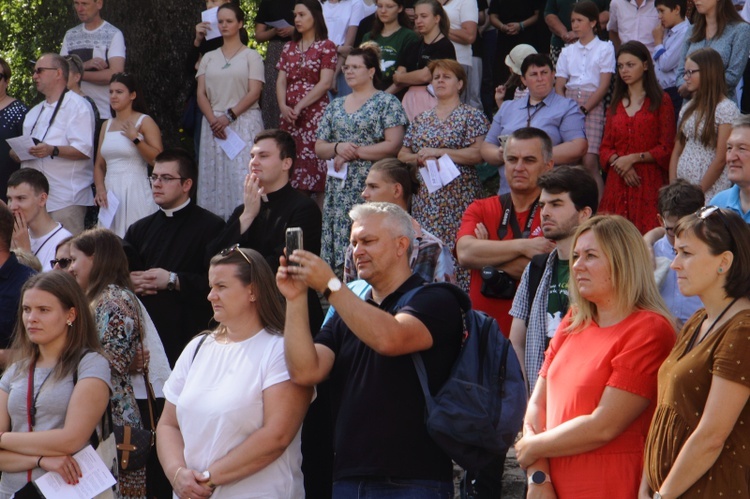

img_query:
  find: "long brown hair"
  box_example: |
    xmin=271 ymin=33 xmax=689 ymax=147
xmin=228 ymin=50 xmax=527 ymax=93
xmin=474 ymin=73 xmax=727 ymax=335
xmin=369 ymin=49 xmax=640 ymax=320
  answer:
xmin=678 ymin=48 xmax=727 ymax=148
xmin=10 ymin=272 xmax=102 ymax=381
xmin=293 ymin=0 xmax=328 ymax=41
xmin=609 ymin=41 xmax=663 ymax=114
xmin=689 ymin=0 xmax=744 ymax=43
xmin=415 ymin=0 xmax=450 ymax=37
xmin=370 ymin=0 xmax=413 ymax=39
xmin=209 ymin=247 xmax=286 ymax=335
xmin=71 ymin=228 xmax=133 ymax=302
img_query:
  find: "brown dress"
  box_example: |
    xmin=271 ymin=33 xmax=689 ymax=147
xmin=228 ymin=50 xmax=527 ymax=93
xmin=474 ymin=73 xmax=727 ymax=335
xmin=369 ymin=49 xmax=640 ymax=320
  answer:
xmin=645 ymin=309 xmax=750 ymax=497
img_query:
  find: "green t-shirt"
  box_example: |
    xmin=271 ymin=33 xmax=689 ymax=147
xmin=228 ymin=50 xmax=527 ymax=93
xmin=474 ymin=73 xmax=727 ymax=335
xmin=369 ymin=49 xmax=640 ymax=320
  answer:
xmin=546 ymin=258 xmax=570 ymax=348
xmin=363 ymin=27 xmax=420 ymax=89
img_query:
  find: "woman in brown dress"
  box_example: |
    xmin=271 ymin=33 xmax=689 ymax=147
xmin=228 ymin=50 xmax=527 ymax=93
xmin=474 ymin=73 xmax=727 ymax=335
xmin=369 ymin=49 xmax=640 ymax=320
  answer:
xmin=641 ymin=206 xmax=750 ymax=499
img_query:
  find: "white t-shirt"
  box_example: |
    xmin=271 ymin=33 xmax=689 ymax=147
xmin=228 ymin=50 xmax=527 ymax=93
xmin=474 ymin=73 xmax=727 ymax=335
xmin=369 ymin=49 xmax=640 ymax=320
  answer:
xmin=60 ymin=21 xmax=127 ymax=119
xmin=556 ymin=37 xmax=616 ymax=92
xmin=21 ymin=92 xmax=95 ymax=212
xmin=442 ymin=0 xmax=478 ymax=66
xmin=30 ymin=223 xmax=72 ymax=271
xmin=163 ymin=331 xmax=304 ymax=499
xmin=323 ymin=0 xmax=355 ymax=46
xmin=350 ymin=0 xmax=377 ymax=27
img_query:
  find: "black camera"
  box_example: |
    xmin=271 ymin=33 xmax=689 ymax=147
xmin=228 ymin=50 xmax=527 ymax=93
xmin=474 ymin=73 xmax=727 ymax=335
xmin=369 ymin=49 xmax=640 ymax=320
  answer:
xmin=480 ymin=266 xmax=516 ymax=299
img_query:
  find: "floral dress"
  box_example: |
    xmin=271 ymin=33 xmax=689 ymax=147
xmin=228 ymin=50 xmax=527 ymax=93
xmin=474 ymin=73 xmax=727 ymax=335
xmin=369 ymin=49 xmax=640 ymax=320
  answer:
xmin=277 ymin=39 xmax=337 ymax=192
xmin=317 ymin=92 xmax=408 ymax=273
xmin=676 ymin=98 xmax=740 ymax=201
xmin=94 ymin=284 xmax=145 ymax=499
xmin=403 ymin=104 xmax=489 ymax=290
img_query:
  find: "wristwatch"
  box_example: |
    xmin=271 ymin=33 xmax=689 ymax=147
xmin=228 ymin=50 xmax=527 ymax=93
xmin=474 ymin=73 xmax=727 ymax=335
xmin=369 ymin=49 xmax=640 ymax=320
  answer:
xmin=167 ymin=272 xmax=178 ymax=291
xmin=323 ymin=277 xmax=342 ymax=299
xmin=528 ymin=470 xmax=551 ymax=485
xmin=51 ymin=146 xmax=59 ymax=158
xmin=579 ymin=105 xmax=588 ymax=115
xmin=201 ymin=470 xmax=216 ymax=489
xmin=132 ymin=137 xmax=141 ymax=145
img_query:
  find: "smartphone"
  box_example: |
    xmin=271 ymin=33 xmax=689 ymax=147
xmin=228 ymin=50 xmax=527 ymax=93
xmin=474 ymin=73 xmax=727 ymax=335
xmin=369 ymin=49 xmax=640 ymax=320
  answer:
xmin=286 ymin=227 xmax=304 ymax=266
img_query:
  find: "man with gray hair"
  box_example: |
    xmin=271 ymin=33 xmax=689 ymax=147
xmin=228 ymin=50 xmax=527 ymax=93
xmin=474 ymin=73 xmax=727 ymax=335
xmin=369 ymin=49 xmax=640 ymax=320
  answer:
xmin=710 ymin=115 xmax=750 ymax=223
xmin=277 ymin=201 xmax=464 ymax=496
xmin=9 ymin=53 xmax=95 ymax=235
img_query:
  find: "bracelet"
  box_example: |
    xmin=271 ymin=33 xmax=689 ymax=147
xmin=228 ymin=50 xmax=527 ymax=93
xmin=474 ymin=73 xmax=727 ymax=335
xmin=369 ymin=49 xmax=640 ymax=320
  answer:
xmin=579 ymin=105 xmax=588 ymax=116
xmin=37 ymin=456 xmax=43 ymax=468
xmin=172 ymin=466 xmax=184 ymax=486
xmin=334 ymin=142 xmax=340 ymax=155
xmin=520 ymin=21 xmax=525 ymax=31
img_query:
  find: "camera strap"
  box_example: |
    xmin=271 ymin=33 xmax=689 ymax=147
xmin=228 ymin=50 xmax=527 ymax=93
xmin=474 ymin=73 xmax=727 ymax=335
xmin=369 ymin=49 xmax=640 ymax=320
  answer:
xmin=496 ymin=193 xmax=539 ymax=240
xmin=29 ymin=88 xmax=68 ymax=143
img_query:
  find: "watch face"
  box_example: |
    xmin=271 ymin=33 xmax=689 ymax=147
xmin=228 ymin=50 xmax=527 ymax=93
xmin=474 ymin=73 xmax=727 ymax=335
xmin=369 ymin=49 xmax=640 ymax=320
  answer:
xmin=328 ymin=277 xmax=342 ymax=292
xmin=531 ymin=470 xmax=546 ymax=485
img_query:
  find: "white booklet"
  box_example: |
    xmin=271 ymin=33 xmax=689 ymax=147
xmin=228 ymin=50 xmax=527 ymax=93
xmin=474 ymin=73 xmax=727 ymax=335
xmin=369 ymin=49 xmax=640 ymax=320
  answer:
xmin=201 ymin=6 xmax=221 ymax=40
xmin=5 ymin=136 xmax=37 ymax=162
xmin=215 ymin=127 xmax=247 ymax=160
xmin=419 ymin=154 xmax=461 ymax=194
xmin=34 ymin=445 xmax=117 ymax=499
xmin=96 ymin=190 xmax=120 ymax=229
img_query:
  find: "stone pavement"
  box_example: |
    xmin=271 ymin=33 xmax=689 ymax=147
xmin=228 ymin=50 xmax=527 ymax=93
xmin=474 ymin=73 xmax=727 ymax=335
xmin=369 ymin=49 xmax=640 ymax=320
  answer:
xmin=502 ymin=446 xmax=527 ymax=498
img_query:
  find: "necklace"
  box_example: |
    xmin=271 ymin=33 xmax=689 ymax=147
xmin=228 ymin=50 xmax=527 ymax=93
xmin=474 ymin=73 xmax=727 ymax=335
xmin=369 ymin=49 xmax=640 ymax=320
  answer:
xmin=686 ymin=297 xmax=740 ymax=352
xmin=221 ymin=45 xmax=245 ymax=69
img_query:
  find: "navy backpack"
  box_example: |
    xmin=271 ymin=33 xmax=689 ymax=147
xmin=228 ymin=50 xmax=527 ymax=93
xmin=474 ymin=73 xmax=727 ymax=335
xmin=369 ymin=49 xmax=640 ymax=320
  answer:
xmin=394 ymin=282 xmax=527 ymax=473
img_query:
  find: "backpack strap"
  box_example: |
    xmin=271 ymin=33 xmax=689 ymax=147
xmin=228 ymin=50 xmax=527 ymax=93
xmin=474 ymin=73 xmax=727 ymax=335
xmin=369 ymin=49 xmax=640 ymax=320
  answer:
xmin=191 ymin=333 xmax=210 ymax=364
xmin=525 ymin=253 xmax=551 ymax=327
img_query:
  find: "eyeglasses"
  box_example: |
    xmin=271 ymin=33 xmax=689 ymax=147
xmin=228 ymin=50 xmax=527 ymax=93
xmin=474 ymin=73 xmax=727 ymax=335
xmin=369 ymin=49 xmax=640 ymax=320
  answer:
xmin=220 ymin=244 xmax=253 ymax=267
xmin=683 ymin=69 xmax=700 ymax=79
xmin=50 ymin=258 xmax=72 ymax=269
xmin=33 ymin=67 xmax=58 ymax=75
xmin=149 ymin=174 xmax=186 ymax=184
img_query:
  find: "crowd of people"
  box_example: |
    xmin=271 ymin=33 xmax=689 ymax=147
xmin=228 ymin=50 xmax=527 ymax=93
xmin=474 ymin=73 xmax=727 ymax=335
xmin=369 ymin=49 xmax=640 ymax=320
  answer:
xmin=1 ymin=0 xmax=750 ymax=497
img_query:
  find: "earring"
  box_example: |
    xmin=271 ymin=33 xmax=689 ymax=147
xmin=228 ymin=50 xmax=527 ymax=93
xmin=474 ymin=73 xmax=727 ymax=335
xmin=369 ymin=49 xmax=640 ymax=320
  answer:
xmin=66 ymin=320 xmax=73 ymax=327
xmin=718 ymin=268 xmax=724 ymax=274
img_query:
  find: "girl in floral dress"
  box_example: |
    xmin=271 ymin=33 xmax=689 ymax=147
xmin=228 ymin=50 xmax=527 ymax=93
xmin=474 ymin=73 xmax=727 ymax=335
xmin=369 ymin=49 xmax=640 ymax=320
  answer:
xmin=277 ymin=0 xmax=337 ymax=207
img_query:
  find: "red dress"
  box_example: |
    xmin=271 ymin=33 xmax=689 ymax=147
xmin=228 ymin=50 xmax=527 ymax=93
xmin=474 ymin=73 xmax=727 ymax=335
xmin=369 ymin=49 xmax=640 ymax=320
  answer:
xmin=599 ymin=94 xmax=675 ymax=234
xmin=539 ymin=310 xmax=676 ymax=498
xmin=276 ymin=39 xmax=337 ymax=192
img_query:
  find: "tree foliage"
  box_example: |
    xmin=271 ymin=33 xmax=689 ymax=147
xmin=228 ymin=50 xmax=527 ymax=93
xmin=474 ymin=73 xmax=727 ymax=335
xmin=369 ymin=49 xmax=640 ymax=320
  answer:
xmin=0 ymin=0 xmax=261 ymax=148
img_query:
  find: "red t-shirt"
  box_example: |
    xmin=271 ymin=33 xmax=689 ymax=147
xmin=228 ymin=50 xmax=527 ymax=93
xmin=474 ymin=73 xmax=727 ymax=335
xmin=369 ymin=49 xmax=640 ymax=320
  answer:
xmin=457 ymin=196 xmax=543 ymax=336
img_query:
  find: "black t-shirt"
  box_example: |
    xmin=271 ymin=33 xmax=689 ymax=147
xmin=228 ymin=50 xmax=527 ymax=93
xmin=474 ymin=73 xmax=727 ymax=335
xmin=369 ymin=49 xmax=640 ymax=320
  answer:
xmin=255 ymin=0 xmax=295 ymax=42
xmin=316 ymin=274 xmax=463 ymax=481
xmin=397 ymin=36 xmax=456 ymax=72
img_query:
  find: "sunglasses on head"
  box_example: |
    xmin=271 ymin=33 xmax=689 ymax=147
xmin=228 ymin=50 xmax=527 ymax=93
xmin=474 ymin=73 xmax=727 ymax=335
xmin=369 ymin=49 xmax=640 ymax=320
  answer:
xmin=219 ymin=244 xmax=253 ymax=267
xmin=50 ymin=258 xmax=72 ymax=269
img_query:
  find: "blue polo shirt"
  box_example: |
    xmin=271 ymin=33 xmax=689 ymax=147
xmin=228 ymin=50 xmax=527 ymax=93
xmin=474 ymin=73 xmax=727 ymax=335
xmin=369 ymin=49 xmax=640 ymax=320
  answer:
xmin=710 ymin=185 xmax=750 ymax=223
xmin=0 ymin=253 xmax=37 ymax=348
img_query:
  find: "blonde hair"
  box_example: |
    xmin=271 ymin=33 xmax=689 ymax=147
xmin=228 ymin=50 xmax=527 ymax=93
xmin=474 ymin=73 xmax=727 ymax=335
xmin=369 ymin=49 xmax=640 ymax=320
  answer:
xmin=566 ymin=215 xmax=674 ymax=333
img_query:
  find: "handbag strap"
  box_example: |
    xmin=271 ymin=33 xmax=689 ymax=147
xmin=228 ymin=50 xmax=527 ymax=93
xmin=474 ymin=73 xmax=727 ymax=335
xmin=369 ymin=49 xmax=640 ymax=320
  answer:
xmin=131 ymin=290 xmax=157 ymax=433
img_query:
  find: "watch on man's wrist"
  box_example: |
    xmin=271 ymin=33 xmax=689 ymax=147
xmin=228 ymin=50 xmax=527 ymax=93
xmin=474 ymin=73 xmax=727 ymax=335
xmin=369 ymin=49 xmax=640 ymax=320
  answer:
xmin=51 ymin=146 xmax=59 ymax=158
xmin=528 ymin=470 xmax=551 ymax=485
xmin=323 ymin=277 xmax=342 ymax=299
xmin=167 ymin=272 xmax=178 ymax=291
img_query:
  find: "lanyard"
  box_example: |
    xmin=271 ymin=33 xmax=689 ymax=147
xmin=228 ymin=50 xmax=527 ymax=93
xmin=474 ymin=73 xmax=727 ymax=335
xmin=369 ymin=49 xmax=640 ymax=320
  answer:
xmin=26 ymin=359 xmax=53 ymax=481
xmin=497 ymin=193 xmax=540 ymax=240
xmin=526 ymin=98 xmax=545 ymax=127
xmin=29 ymin=89 xmax=68 ymax=143
xmin=32 ymin=225 xmax=64 ymax=257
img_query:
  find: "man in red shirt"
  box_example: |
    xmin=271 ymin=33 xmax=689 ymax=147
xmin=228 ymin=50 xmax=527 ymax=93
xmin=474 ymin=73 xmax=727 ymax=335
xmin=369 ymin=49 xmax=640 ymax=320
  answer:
xmin=457 ymin=127 xmax=556 ymax=336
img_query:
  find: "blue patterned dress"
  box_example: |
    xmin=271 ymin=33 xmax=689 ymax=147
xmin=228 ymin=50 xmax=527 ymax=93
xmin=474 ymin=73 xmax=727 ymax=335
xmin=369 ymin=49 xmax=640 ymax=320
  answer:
xmin=94 ymin=284 xmax=145 ymax=499
xmin=317 ymin=91 xmax=408 ymax=272
xmin=403 ymin=104 xmax=489 ymax=290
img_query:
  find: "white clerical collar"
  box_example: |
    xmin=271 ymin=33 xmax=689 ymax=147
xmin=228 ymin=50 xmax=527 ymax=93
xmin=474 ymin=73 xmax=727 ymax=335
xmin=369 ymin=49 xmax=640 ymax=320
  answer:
xmin=160 ymin=198 xmax=191 ymax=217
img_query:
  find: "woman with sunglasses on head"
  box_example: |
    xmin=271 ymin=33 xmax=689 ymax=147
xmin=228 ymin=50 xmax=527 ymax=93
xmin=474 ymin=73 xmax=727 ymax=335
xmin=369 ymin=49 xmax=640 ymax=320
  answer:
xmin=94 ymin=73 xmax=162 ymax=238
xmin=157 ymin=246 xmax=312 ymax=498
xmin=642 ymin=207 xmax=750 ymax=499
xmin=51 ymin=236 xmax=74 ymax=274
xmin=0 ymin=272 xmax=111 ymax=498
xmin=0 ymin=56 xmax=28 ymax=203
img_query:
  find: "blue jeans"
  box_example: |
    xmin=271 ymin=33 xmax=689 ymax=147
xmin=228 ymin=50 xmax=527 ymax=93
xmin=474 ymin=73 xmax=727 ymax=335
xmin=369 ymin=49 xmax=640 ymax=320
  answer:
xmin=333 ymin=477 xmax=453 ymax=498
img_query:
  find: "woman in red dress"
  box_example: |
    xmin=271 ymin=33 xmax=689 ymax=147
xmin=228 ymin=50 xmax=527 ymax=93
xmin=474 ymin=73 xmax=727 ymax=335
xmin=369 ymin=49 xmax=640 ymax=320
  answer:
xmin=276 ymin=0 xmax=337 ymax=207
xmin=515 ymin=215 xmax=675 ymax=499
xmin=599 ymin=41 xmax=675 ymax=234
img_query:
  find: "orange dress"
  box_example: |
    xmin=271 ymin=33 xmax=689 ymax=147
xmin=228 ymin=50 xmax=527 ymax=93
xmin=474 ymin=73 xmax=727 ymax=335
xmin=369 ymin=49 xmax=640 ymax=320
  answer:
xmin=539 ymin=310 xmax=676 ymax=498
xmin=645 ymin=310 xmax=750 ymax=497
